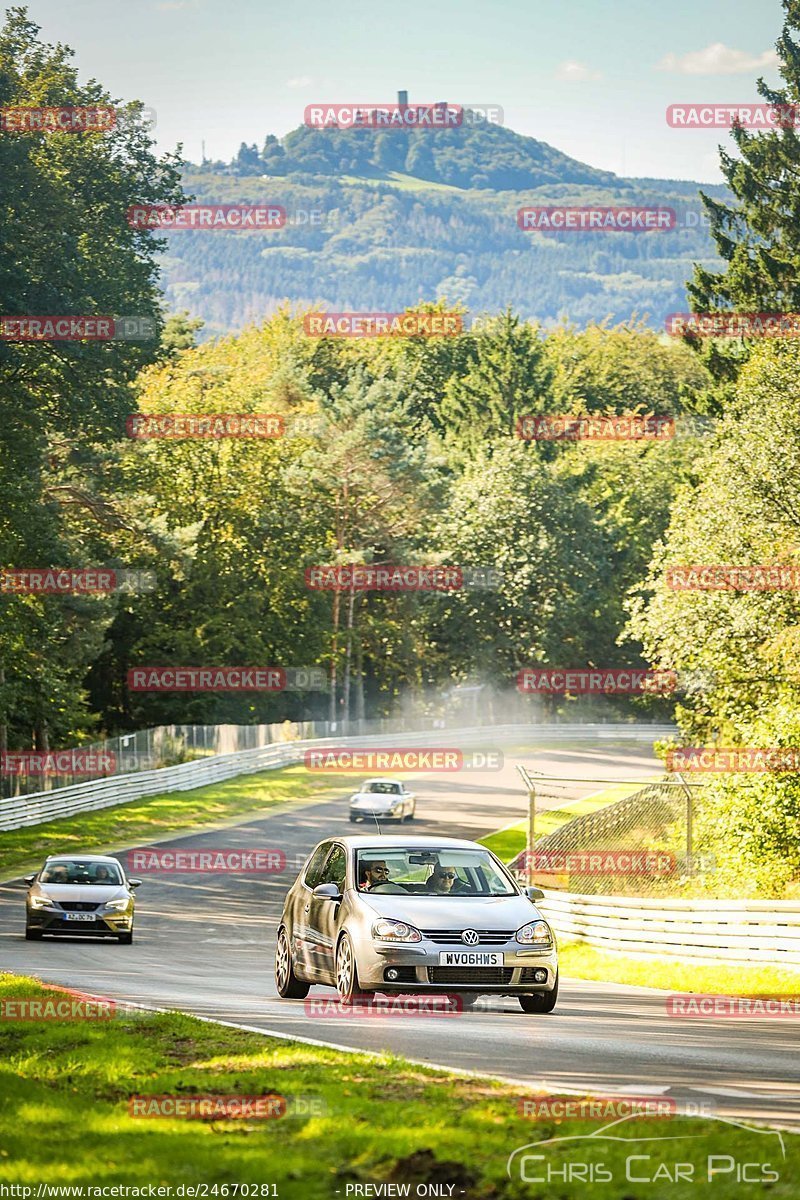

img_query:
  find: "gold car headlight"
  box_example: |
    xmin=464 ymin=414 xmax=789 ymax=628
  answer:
xmin=104 ymin=898 xmax=130 ymax=911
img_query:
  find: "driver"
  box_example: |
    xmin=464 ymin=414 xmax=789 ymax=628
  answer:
xmin=359 ymin=860 xmax=391 ymax=890
xmin=47 ymin=864 xmax=69 ymax=884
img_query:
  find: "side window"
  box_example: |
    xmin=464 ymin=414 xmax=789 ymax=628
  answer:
xmin=319 ymin=845 xmax=347 ymax=889
xmin=304 ymin=843 xmax=331 ymax=889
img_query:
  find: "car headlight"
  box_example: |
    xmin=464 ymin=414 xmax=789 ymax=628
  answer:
xmin=104 ymin=898 xmax=129 ymax=911
xmin=516 ymin=920 xmax=552 ymax=945
xmin=372 ymin=918 xmax=422 ymax=943
xmin=30 ymin=896 xmax=56 ymax=910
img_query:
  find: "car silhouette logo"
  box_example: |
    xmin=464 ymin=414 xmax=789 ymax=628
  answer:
xmin=462 ymin=929 xmax=480 ymax=946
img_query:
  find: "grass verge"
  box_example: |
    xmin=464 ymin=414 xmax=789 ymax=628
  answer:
xmin=559 ymin=942 xmax=800 ymax=997
xmin=0 ymin=973 xmax=796 ymax=1198
xmin=0 ymin=765 xmax=353 ymax=880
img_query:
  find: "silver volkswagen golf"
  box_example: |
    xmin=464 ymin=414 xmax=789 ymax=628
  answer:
xmin=274 ymin=835 xmax=558 ymax=1013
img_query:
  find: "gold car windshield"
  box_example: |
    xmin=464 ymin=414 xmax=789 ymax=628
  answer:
xmin=356 ymin=848 xmax=516 ymax=896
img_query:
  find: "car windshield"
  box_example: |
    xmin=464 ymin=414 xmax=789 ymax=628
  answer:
xmin=363 ymin=782 xmax=400 ymax=794
xmin=355 ymin=847 xmax=516 ymax=896
xmin=40 ymin=860 xmax=123 ymax=886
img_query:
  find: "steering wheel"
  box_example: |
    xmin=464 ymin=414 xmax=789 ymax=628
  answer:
xmin=367 ymin=882 xmax=408 ymax=894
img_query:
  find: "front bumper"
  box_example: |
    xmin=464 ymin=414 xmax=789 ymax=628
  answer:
xmin=356 ymin=941 xmax=558 ymax=992
xmin=350 ymin=809 xmax=403 ymax=821
xmin=26 ymin=909 xmax=133 ymax=936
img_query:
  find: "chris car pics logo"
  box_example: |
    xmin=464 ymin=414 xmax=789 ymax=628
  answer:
xmin=506 ymin=1112 xmax=785 ymax=1185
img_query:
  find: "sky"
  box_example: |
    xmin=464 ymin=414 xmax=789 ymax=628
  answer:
xmin=19 ymin=0 xmax=785 ymax=182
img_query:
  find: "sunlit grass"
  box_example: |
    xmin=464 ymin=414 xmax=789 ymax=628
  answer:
xmin=0 ymin=765 xmax=357 ymax=878
xmin=0 ymin=973 xmax=797 ymax=1197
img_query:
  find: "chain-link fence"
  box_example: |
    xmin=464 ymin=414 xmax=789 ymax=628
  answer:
xmin=512 ymin=778 xmax=715 ymax=897
xmin=1 ymin=718 xmax=394 ymax=799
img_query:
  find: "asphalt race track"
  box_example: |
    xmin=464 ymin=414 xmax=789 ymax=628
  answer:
xmin=2 ymin=734 xmax=799 ymax=1131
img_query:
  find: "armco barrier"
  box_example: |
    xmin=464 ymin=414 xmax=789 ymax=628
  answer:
xmin=539 ymin=890 xmax=800 ymax=966
xmin=0 ymin=722 xmax=675 ymax=831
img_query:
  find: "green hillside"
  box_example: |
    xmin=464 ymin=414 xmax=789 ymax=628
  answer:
xmin=159 ymin=114 xmax=727 ymax=337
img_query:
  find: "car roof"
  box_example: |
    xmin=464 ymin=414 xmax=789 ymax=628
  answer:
xmin=359 ymin=778 xmax=403 ymax=785
xmin=329 ymin=835 xmax=485 ymax=850
xmin=45 ymin=854 xmax=121 ymax=864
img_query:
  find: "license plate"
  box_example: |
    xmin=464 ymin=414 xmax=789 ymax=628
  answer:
xmin=438 ymin=951 xmax=504 ymax=967
xmin=64 ymin=913 xmax=96 ymax=922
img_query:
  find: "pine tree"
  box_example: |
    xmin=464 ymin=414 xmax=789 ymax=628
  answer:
xmin=688 ymin=0 xmax=800 ymax=379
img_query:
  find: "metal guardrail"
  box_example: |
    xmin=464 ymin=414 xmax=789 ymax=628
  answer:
xmin=539 ymin=890 xmax=800 ymax=966
xmin=0 ymin=722 xmax=676 ymax=831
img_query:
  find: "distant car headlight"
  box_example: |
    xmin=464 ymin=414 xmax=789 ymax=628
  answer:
xmin=104 ymin=898 xmax=129 ymax=911
xmin=30 ymin=896 xmax=56 ymax=910
xmin=372 ymin=918 xmax=422 ymax=943
xmin=516 ymin=920 xmax=552 ymax=945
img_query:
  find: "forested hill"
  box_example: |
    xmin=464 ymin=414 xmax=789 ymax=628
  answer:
xmin=161 ymin=112 xmax=729 ymax=337
xmin=221 ymin=111 xmax=620 ymax=191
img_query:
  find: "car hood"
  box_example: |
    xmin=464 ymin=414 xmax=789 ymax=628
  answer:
xmin=37 ymin=884 xmax=127 ymax=903
xmin=356 ymin=891 xmax=541 ymax=929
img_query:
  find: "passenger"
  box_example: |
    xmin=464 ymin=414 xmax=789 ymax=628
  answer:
xmin=425 ymin=864 xmax=461 ymax=894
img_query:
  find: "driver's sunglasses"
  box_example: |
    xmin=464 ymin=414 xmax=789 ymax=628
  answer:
xmin=372 ymin=867 xmax=390 ymax=875
xmin=439 ymin=872 xmax=456 ymax=880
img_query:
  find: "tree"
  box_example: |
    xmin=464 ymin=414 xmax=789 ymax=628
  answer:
xmin=0 ymin=7 xmax=184 ymax=750
xmin=439 ymin=309 xmax=552 ymax=451
xmin=688 ymin=0 xmax=800 ymax=380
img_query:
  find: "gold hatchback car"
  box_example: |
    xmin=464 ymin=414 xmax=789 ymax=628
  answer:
xmin=24 ymin=854 xmax=142 ymax=944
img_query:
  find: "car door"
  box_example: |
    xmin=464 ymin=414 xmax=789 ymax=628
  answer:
xmin=293 ymin=841 xmax=331 ymax=976
xmin=303 ymin=843 xmax=347 ymax=983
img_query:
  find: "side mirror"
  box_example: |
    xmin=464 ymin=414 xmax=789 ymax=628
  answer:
xmin=526 ymin=886 xmax=545 ymax=902
xmin=312 ymin=883 xmax=341 ymax=900
xmin=23 ymin=874 xmax=36 ymax=887
xmin=127 ymin=878 xmax=143 ymax=889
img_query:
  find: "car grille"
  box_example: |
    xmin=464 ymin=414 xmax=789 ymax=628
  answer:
xmin=57 ymin=902 xmax=100 ymax=912
xmin=422 ymin=929 xmax=514 ymax=945
xmin=428 ymin=967 xmax=514 ymax=986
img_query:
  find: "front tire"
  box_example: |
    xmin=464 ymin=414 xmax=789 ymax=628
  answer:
xmin=25 ymin=926 xmax=43 ymax=941
xmin=518 ymin=971 xmax=558 ymax=1014
xmin=335 ymin=932 xmax=366 ymax=1002
xmin=118 ymin=930 xmax=134 ymax=945
xmin=275 ymin=927 xmax=310 ymax=998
